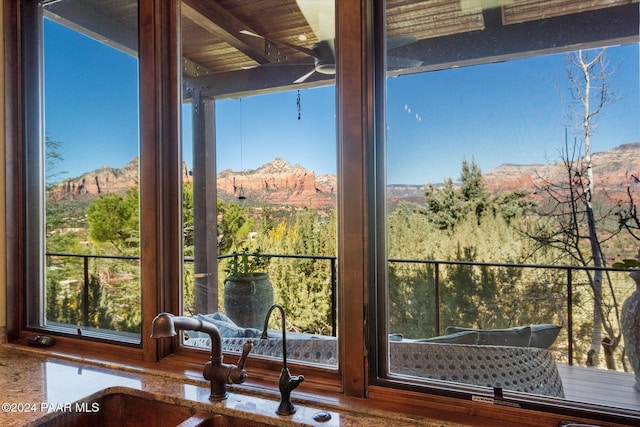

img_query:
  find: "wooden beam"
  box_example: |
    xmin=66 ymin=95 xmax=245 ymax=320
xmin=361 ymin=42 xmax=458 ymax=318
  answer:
xmin=184 ymin=64 xmax=333 ymax=100
xmin=389 ymin=3 xmax=639 ymax=75
xmin=182 ymin=0 xmax=275 ymax=65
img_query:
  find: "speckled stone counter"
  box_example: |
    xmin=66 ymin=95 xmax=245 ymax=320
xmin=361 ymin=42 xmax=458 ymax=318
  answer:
xmin=0 ymin=344 xmax=465 ymax=427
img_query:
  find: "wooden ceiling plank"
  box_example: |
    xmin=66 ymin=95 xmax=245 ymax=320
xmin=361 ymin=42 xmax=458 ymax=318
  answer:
xmin=389 ymin=3 xmax=639 ymax=75
xmin=43 ymin=2 xmax=137 ymax=57
xmin=182 ymin=0 xmax=275 ymax=65
xmin=503 ymin=0 xmax=639 ymax=25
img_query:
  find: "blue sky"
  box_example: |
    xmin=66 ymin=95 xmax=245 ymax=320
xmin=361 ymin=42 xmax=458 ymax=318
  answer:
xmin=44 ymin=19 xmax=639 ymax=186
xmin=183 ymin=86 xmax=337 ymax=177
xmin=386 ymin=44 xmax=640 ymax=184
xmin=44 ymin=20 xmax=139 ymax=178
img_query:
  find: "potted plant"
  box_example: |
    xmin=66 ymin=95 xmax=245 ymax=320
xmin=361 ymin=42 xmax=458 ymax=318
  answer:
xmin=223 ymin=247 xmax=273 ymax=329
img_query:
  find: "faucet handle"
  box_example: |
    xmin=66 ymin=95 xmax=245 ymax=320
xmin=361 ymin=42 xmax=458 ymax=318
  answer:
xmin=225 ymin=339 xmax=253 ymax=385
xmin=237 ymin=339 xmax=253 ymax=371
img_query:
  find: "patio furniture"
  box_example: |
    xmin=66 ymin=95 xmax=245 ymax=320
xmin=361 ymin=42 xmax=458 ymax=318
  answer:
xmin=184 ymin=314 xmax=564 ymax=398
xmin=388 ymin=341 xmax=565 ymax=398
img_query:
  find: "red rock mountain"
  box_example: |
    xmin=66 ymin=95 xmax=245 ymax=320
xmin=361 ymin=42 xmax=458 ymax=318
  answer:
xmin=49 ymin=158 xmax=140 ymax=201
xmin=216 ymin=157 xmax=336 ymax=207
xmin=49 ymin=157 xmax=337 ymax=208
xmin=48 ymin=143 xmax=639 ymax=207
xmin=483 ymin=142 xmax=640 ymax=202
xmin=386 ymin=142 xmax=640 ymax=203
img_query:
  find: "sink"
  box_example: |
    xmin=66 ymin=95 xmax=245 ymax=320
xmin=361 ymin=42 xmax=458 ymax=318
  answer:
xmin=35 ymin=391 xmax=273 ymax=427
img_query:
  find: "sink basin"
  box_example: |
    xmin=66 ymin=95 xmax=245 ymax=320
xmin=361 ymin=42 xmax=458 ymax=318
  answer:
xmin=35 ymin=391 xmax=272 ymax=427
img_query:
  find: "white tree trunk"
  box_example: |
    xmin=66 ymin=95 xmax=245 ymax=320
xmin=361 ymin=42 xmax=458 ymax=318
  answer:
xmin=577 ymin=50 xmax=605 ymax=367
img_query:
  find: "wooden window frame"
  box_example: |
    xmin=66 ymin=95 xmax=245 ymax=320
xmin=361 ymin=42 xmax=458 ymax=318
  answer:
xmin=4 ymin=0 xmax=640 ymax=424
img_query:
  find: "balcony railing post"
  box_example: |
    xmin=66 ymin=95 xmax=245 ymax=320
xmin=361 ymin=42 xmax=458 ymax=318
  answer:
xmin=83 ymin=255 xmax=89 ymax=328
xmin=435 ymin=262 xmax=441 ymax=336
xmin=567 ymin=267 xmax=573 ymax=366
xmin=331 ymin=257 xmax=337 ymax=337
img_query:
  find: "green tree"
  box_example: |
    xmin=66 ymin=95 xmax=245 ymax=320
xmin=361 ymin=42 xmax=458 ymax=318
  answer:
xmin=388 ymin=261 xmax=436 ymax=338
xmin=460 ymin=159 xmax=490 ymax=222
xmin=45 ymin=132 xmax=67 ymax=188
xmin=250 ymin=207 xmax=337 ymax=334
xmin=86 ymin=188 xmax=139 ymax=253
xmin=423 ymin=178 xmax=465 ymax=230
xmin=421 ymin=159 xmax=528 ymax=231
xmin=183 ymin=182 xmax=195 ymax=256
xmin=217 ymin=200 xmax=255 ymax=253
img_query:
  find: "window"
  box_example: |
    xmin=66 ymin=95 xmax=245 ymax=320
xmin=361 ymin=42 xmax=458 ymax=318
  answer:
xmin=179 ymin=1 xmax=338 ymax=366
xmin=379 ymin=0 xmax=640 ymax=414
xmin=24 ymin=0 xmax=141 ymax=343
xmin=9 ymin=0 xmax=639 ymax=422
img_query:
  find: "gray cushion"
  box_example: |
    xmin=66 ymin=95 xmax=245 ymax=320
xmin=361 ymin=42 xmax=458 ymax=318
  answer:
xmin=529 ymin=324 xmax=562 ymax=348
xmin=195 ymin=312 xmax=262 ymax=338
xmin=388 ymin=333 xmax=404 ymax=342
xmin=412 ymin=330 xmax=479 ymax=344
xmin=445 ymin=326 xmax=531 ymax=346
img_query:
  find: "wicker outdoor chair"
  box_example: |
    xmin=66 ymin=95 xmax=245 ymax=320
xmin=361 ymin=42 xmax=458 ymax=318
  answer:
xmin=389 ymin=341 xmax=565 ymax=398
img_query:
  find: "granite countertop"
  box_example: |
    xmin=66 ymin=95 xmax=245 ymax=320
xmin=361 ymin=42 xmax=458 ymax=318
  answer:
xmin=0 ymin=344 xmax=465 ymax=427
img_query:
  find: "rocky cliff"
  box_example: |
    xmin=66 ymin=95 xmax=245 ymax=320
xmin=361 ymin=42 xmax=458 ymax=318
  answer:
xmin=216 ymin=157 xmax=335 ymax=207
xmin=49 ymin=157 xmax=336 ymax=208
xmin=48 ymin=142 xmax=639 ymax=207
xmin=49 ymin=157 xmax=140 ymax=201
xmin=483 ymin=142 xmax=640 ymax=202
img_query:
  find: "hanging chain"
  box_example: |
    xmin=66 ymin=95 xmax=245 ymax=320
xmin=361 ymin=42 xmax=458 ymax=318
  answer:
xmin=297 ymin=89 xmax=301 ymax=120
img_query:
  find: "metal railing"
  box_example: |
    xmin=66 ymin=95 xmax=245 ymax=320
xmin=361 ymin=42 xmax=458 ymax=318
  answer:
xmin=46 ymin=251 xmax=338 ymax=335
xmin=46 ymin=252 xmax=140 ymax=328
xmin=388 ymin=258 xmax=633 ymax=366
xmin=46 ymin=251 xmax=633 ymax=366
xmin=190 ymin=252 xmax=338 ymax=335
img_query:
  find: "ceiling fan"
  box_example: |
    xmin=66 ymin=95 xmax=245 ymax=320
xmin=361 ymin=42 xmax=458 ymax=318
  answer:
xmin=240 ymin=32 xmax=422 ymax=84
xmin=239 ymin=30 xmax=335 ymax=83
xmin=240 ymin=1 xmax=421 ymax=84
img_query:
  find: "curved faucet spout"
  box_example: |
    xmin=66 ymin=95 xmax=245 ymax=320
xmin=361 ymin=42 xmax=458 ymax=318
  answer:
xmin=151 ymin=313 xmax=223 ymax=362
xmin=151 ymin=312 xmax=252 ymax=401
xmin=261 ymin=304 xmax=304 ymax=415
xmin=261 ymin=304 xmax=288 ymax=369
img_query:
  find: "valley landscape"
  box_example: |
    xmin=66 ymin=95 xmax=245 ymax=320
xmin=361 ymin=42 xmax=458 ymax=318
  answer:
xmin=43 ymin=142 xmax=640 ymax=366
xmin=49 ymin=142 xmax=640 ymax=209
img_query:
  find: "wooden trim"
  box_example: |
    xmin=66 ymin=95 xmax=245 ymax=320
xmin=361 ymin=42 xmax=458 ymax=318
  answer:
xmin=336 ymin=0 xmax=371 ymax=399
xmin=4 ymin=0 xmax=23 ymax=342
xmin=366 ymin=384 xmax=639 ymax=427
xmin=138 ymin=0 xmax=182 ymax=363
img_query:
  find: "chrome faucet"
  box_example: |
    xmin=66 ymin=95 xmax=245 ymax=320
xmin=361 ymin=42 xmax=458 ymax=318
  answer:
xmin=151 ymin=313 xmax=252 ymax=401
xmin=261 ymin=304 xmax=304 ymax=416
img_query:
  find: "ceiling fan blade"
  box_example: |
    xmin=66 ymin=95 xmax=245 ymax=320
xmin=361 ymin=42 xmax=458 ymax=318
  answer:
xmin=294 ymin=68 xmax=316 ymax=84
xmin=239 ymin=29 xmax=262 ymax=38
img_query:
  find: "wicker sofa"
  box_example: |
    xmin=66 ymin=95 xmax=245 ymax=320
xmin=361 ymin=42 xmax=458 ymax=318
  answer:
xmin=184 ymin=314 xmax=564 ymax=398
xmin=388 ymin=341 xmax=564 ymax=397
